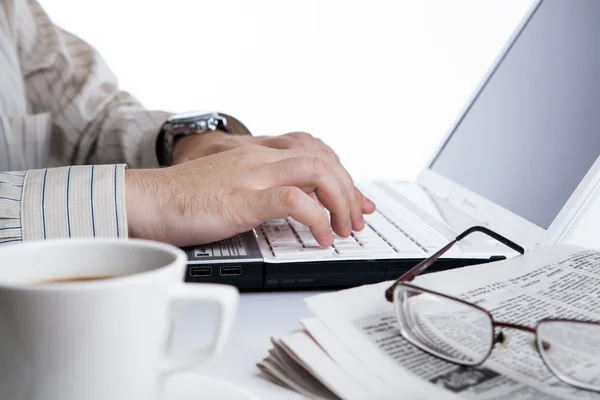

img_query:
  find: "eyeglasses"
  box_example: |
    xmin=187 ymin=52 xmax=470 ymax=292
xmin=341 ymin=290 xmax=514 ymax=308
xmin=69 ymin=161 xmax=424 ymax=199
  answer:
xmin=385 ymin=226 xmax=600 ymax=392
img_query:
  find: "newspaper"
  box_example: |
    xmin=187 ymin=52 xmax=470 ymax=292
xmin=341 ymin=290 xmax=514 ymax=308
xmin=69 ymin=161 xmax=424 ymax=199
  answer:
xmin=259 ymin=245 xmax=600 ymax=399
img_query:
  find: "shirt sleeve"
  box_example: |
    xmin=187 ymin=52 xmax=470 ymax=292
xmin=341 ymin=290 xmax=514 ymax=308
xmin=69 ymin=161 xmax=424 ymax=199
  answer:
xmin=0 ymin=171 xmax=26 ymax=245
xmin=16 ymin=0 xmax=170 ymax=168
xmin=0 ymin=164 xmax=128 ymax=245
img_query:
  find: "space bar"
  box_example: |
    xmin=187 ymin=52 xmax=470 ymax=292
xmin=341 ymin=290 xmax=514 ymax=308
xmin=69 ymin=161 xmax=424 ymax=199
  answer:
xmin=272 ymin=247 xmax=334 ymax=259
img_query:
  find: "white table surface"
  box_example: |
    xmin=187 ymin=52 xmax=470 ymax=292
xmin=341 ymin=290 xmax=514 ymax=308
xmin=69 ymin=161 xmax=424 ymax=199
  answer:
xmin=171 ymin=290 xmax=329 ymax=399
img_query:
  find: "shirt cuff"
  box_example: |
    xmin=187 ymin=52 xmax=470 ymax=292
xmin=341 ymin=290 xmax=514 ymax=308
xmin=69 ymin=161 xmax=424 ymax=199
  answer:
xmin=0 ymin=172 xmax=26 ymax=245
xmin=21 ymin=164 xmax=128 ymax=241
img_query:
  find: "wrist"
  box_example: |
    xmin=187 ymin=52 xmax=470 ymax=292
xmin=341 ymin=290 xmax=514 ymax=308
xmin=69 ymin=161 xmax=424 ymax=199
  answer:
xmin=125 ymin=169 xmax=164 ymax=240
xmin=172 ymin=131 xmax=218 ymax=164
xmin=158 ymin=112 xmax=237 ymax=166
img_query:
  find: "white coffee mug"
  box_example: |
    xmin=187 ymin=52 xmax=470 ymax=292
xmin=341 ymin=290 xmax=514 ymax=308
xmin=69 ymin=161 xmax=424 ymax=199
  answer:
xmin=0 ymin=239 xmax=239 ymax=400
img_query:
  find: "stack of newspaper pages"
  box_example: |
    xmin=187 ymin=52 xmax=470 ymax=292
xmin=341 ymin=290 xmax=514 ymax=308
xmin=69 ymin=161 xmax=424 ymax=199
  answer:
xmin=258 ymin=245 xmax=600 ymax=400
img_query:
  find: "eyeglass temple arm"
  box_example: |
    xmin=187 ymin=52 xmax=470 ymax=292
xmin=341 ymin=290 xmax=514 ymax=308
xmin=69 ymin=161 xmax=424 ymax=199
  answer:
xmin=456 ymin=226 xmax=524 ymax=254
xmin=384 ymin=226 xmax=524 ymax=302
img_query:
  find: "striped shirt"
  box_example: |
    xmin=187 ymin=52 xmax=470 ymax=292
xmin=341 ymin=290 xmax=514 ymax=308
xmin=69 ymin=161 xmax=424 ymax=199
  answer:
xmin=0 ymin=0 xmax=171 ymax=245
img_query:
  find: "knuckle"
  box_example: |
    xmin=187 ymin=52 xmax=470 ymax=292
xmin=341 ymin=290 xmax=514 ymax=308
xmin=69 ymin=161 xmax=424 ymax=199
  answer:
xmin=308 ymin=157 xmax=328 ymax=174
xmin=269 ymin=136 xmax=295 ymax=149
xmin=290 ymin=131 xmax=313 ymax=140
xmin=334 ymin=188 xmax=351 ymax=210
xmin=244 ymin=143 xmax=265 ymax=152
xmin=290 ymin=138 xmax=305 ymax=148
xmin=239 ymin=144 xmax=269 ymax=160
xmin=320 ymin=146 xmax=339 ymax=161
xmin=283 ymin=137 xmax=300 ymax=148
xmin=287 ymin=156 xmax=323 ymax=174
xmin=275 ymin=187 xmax=301 ymax=207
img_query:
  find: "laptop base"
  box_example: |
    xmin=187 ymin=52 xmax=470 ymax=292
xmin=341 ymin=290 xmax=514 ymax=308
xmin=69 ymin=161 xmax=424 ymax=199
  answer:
xmin=184 ymin=257 xmax=503 ymax=290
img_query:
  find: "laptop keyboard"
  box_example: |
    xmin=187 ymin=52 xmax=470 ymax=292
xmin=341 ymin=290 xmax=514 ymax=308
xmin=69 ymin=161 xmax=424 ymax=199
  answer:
xmin=259 ymin=210 xmax=430 ymax=259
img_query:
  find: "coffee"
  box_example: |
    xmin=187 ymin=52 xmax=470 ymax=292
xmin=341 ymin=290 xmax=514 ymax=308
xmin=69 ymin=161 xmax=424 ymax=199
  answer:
xmin=37 ymin=276 xmax=115 ymax=284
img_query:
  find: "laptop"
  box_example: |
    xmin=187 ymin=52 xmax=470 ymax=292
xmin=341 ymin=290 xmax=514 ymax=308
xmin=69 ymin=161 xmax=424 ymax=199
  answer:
xmin=183 ymin=0 xmax=600 ymax=289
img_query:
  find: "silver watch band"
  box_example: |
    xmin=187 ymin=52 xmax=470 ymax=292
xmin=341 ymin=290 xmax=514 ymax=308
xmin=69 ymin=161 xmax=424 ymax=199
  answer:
xmin=156 ymin=112 xmax=229 ymax=166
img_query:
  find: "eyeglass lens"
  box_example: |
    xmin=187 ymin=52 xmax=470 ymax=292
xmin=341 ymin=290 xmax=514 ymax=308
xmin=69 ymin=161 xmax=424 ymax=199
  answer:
xmin=537 ymin=320 xmax=600 ymax=391
xmin=394 ymin=285 xmax=494 ymax=366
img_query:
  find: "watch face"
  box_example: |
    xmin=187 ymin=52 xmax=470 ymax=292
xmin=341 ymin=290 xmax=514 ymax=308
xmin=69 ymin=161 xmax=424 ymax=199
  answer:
xmin=167 ymin=111 xmax=218 ymax=123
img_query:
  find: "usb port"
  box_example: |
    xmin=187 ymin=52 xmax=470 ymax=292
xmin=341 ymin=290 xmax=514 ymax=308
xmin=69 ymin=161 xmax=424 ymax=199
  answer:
xmin=220 ymin=266 xmax=242 ymax=276
xmin=190 ymin=267 xmax=212 ymax=277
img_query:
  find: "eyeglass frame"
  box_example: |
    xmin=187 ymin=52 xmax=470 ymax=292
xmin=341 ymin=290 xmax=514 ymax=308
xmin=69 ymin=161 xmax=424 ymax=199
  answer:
xmin=384 ymin=225 xmax=600 ymax=392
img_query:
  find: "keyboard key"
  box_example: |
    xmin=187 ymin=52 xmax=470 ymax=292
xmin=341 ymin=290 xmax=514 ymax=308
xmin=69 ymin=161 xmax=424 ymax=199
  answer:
xmin=353 ymin=231 xmax=378 ymax=240
xmin=263 ymin=219 xmax=288 ymax=226
xmin=395 ymin=243 xmax=425 ymax=252
xmin=272 ymin=247 xmax=333 ymax=259
xmin=364 ymin=213 xmax=391 ymax=230
xmin=270 ymin=242 xmax=298 ymax=248
xmin=333 ymin=242 xmax=361 ymax=249
xmin=302 ymin=247 xmax=335 ymax=257
xmin=355 ymin=236 xmax=387 ymax=245
xmin=263 ymin=225 xmax=292 ymax=234
xmin=394 ymin=247 xmax=425 ymax=254
xmin=332 ymin=234 xmax=353 ymax=241
xmin=335 ymin=246 xmax=389 ymax=255
xmin=333 ymin=237 xmax=358 ymax=245
xmin=272 ymin=248 xmax=305 ymax=258
xmin=384 ymin=233 xmax=417 ymax=247
xmin=292 ymin=225 xmax=311 ymax=233
xmin=268 ymin=233 xmax=298 ymax=244
xmin=365 ymin=210 xmax=443 ymax=249
xmin=362 ymin=242 xmax=393 ymax=251
xmin=261 ymin=211 xmax=431 ymax=259
xmin=286 ymin=217 xmax=303 ymax=225
xmin=297 ymin=231 xmax=315 ymax=240
xmin=288 ymin=220 xmax=310 ymax=230
xmin=301 ymin=239 xmax=321 ymax=247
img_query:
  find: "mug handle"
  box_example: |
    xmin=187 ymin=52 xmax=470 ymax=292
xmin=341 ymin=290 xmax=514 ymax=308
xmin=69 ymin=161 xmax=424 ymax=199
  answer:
xmin=159 ymin=283 xmax=239 ymax=374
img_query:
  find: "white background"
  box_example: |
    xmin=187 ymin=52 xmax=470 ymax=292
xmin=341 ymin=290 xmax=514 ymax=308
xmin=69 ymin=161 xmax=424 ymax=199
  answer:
xmin=40 ymin=0 xmax=533 ymax=181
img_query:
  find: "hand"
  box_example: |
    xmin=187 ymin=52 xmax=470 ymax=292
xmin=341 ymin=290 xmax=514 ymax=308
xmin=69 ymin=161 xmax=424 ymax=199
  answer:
xmin=173 ymin=131 xmax=348 ymax=163
xmin=126 ymin=145 xmax=376 ymax=247
xmin=172 ymin=131 xmax=255 ymax=163
xmin=172 ymin=130 xmax=376 ymax=221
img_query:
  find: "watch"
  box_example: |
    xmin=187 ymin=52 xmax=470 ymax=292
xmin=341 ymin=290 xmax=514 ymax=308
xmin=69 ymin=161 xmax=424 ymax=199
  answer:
xmin=156 ymin=111 xmax=231 ymax=166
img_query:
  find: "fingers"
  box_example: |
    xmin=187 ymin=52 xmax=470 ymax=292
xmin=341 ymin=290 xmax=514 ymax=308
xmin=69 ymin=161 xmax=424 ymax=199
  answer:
xmin=357 ymin=189 xmax=376 ymax=214
xmin=308 ymin=192 xmax=323 ymax=207
xmin=260 ymin=133 xmax=340 ymax=163
xmin=260 ymin=132 xmax=317 ymax=150
xmin=258 ymin=136 xmax=299 ymax=150
xmin=250 ymin=138 xmax=371 ymax=236
xmin=252 ymin=187 xmax=333 ymax=247
xmin=263 ymin=157 xmax=355 ymax=237
xmin=331 ymin=163 xmax=364 ymax=232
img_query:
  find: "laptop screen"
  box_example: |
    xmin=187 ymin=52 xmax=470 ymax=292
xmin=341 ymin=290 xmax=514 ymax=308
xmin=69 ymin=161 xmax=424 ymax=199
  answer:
xmin=429 ymin=0 xmax=600 ymax=229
